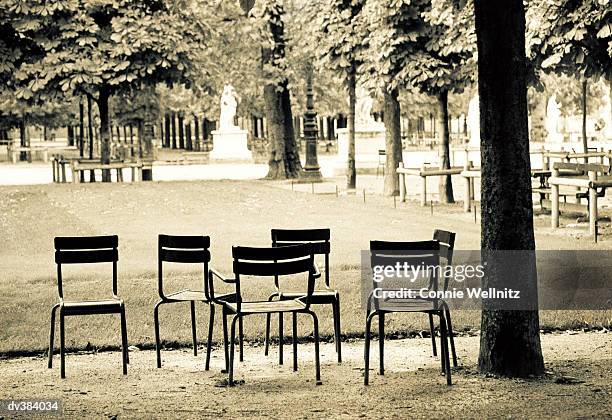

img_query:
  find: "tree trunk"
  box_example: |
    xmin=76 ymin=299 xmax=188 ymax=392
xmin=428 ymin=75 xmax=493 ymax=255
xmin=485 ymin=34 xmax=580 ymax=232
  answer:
xmin=194 ymin=114 xmax=200 ymax=151
xmin=581 ymin=78 xmax=588 ymax=157
xmin=67 ymin=125 xmax=74 ymax=147
xmin=79 ymin=99 xmax=84 ymax=158
xmin=263 ymin=4 xmax=301 ymax=179
xmin=383 ymin=88 xmax=402 ymax=196
xmin=97 ymin=87 xmax=112 ymax=181
xmin=264 ymin=81 xmax=301 ymax=178
xmin=178 ymin=113 xmax=185 ymax=149
xmin=437 ymin=90 xmax=454 ymax=203
xmin=164 ymin=113 xmax=170 ymax=148
xmin=19 ymin=117 xmax=28 ymax=161
xmin=185 ymin=121 xmax=192 ymax=151
xmin=474 ymin=0 xmax=544 ymax=377
xmin=171 ymin=112 xmax=177 ymax=149
xmin=347 ymin=70 xmax=356 ymax=190
xmin=129 ymin=125 xmax=134 ymax=157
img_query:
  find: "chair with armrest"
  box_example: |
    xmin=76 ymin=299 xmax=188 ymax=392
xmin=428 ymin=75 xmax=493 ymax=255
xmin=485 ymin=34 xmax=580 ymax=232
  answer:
xmin=263 ymin=228 xmax=341 ymax=364
xmin=209 ymin=243 xmax=322 ymax=386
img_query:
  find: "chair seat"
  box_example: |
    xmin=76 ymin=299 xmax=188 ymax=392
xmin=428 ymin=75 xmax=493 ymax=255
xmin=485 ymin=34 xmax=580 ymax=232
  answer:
xmin=225 ymin=299 xmax=306 ymax=314
xmin=61 ymin=299 xmax=123 ymax=316
xmin=374 ymin=298 xmax=442 ymax=313
xmin=164 ymin=290 xmax=236 ymax=303
xmin=278 ymin=289 xmax=338 ymax=303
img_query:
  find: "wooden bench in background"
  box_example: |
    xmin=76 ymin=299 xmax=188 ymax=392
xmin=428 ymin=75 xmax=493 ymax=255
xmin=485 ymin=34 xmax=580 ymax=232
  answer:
xmin=70 ymin=160 xmax=144 ymax=183
xmin=7 ymin=144 xmax=49 ymax=163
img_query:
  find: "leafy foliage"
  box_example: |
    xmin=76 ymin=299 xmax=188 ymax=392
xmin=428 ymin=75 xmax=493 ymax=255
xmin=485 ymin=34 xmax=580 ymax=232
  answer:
xmin=528 ymin=0 xmax=612 ymax=80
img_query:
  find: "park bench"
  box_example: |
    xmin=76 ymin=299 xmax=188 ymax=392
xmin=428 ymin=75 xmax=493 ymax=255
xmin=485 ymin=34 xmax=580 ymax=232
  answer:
xmin=7 ymin=143 xmax=49 ymax=163
xmin=549 ymin=161 xmax=612 ymax=236
xmin=396 ymin=162 xmax=464 ymax=206
xmin=51 ymin=155 xmax=70 ymax=183
xmin=70 ymin=160 xmax=144 ymax=183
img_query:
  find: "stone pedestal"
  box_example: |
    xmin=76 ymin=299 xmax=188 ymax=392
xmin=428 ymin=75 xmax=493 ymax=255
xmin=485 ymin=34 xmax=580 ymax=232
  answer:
xmin=210 ymin=128 xmax=252 ymax=161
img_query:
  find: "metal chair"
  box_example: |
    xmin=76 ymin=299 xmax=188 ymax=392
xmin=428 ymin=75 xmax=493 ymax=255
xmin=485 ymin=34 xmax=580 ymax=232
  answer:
xmin=264 ymin=228 xmax=341 ymax=364
xmin=154 ymin=234 xmax=241 ymax=368
xmin=210 ymin=243 xmax=322 ymax=386
xmin=427 ymin=229 xmax=457 ymax=366
xmin=364 ymin=239 xmax=452 ymax=386
xmin=48 ymin=235 xmax=128 ymax=378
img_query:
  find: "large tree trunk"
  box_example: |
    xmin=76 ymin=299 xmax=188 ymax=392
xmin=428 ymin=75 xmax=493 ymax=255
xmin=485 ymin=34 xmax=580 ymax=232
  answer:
xmin=474 ymin=0 xmax=544 ymax=377
xmin=263 ymin=3 xmax=301 ymax=179
xmin=581 ymin=78 xmax=588 ymax=157
xmin=437 ymin=90 xmax=454 ymax=203
xmin=347 ymin=70 xmax=356 ymax=190
xmin=97 ymin=86 xmax=111 ymax=182
xmin=383 ymin=88 xmax=402 ymax=196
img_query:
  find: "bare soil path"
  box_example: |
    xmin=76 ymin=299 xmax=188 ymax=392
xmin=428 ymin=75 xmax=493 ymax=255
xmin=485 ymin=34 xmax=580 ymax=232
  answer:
xmin=1 ymin=332 xmax=610 ymax=419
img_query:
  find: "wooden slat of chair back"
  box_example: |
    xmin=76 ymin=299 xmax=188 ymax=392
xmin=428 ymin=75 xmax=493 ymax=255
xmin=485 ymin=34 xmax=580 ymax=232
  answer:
xmin=55 ymin=235 xmax=118 ymax=250
xmin=433 ymin=230 xmax=456 ymax=265
xmin=159 ymin=248 xmax=210 ymax=263
xmin=159 ymin=234 xmax=210 ymax=249
xmin=370 ymin=239 xmax=438 ymax=252
xmin=55 ymin=249 xmax=118 ymax=264
xmin=233 ymin=257 xmax=313 ymax=277
xmin=271 ymin=228 xmax=330 ymax=242
xmin=273 ymin=241 xmax=330 ymax=255
xmin=233 ymin=243 xmax=313 ymax=261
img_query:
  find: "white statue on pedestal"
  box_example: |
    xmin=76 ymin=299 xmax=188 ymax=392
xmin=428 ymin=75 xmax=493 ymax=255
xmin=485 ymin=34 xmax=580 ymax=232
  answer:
xmin=546 ymin=96 xmax=563 ymax=143
xmin=355 ymin=86 xmax=384 ymax=131
xmin=219 ymin=84 xmax=239 ymax=131
xmin=210 ymin=84 xmax=251 ymax=161
xmin=467 ymin=95 xmax=480 ymax=147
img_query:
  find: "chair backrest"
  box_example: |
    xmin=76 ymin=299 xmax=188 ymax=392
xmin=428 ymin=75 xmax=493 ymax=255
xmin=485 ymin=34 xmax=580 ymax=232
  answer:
xmin=370 ymin=239 xmax=440 ymax=295
xmin=271 ymin=228 xmax=330 ymax=287
xmin=433 ymin=229 xmax=456 ymax=291
xmin=232 ymin=243 xmax=315 ymax=310
xmin=158 ymin=234 xmax=211 ymax=299
xmin=54 ymin=235 xmax=119 ymax=299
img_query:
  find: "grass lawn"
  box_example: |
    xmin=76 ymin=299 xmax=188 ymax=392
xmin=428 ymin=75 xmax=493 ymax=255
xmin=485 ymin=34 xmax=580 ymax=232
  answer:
xmin=1 ymin=180 xmax=610 ymax=355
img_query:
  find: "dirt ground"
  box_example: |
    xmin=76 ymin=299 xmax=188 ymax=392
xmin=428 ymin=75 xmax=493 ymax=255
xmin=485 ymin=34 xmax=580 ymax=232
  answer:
xmin=0 ymin=331 xmax=610 ymax=419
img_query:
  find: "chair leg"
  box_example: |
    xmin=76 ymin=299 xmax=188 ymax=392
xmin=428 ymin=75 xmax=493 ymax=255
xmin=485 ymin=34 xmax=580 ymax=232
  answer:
xmin=239 ymin=316 xmax=244 ymax=362
xmin=154 ymin=300 xmax=162 ymax=368
xmin=445 ymin=307 xmax=458 ymax=367
xmin=59 ymin=309 xmax=65 ymax=379
xmin=48 ymin=303 xmax=59 ymax=369
xmin=292 ymin=312 xmax=298 ymax=372
xmin=120 ymin=306 xmax=128 ymax=375
xmin=364 ymin=311 xmax=376 ymax=386
xmin=264 ymin=292 xmax=278 ymax=357
xmin=333 ymin=296 xmax=342 ymax=363
xmin=222 ymin=307 xmax=229 ymax=373
xmin=306 ymin=310 xmax=322 ymax=385
xmin=205 ymin=304 xmax=215 ymax=371
xmin=190 ymin=301 xmax=197 ymax=357
xmin=228 ymin=315 xmax=240 ymax=386
xmin=440 ymin=313 xmax=452 ymax=386
xmin=264 ymin=312 xmax=271 ymax=356
xmin=278 ymin=312 xmax=284 ymax=365
xmin=378 ymin=312 xmax=385 ymax=376
xmin=428 ymin=313 xmax=437 ymax=357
